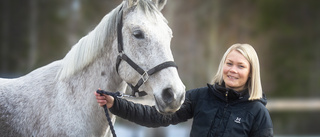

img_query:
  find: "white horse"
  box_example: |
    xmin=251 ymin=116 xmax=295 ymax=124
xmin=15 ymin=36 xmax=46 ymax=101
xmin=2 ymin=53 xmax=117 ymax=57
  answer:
xmin=0 ymin=0 xmax=185 ymax=136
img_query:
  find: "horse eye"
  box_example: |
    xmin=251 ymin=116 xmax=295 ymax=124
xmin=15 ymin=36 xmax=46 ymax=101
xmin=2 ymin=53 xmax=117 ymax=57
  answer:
xmin=133 ymin=30 xmax=145 ymax=39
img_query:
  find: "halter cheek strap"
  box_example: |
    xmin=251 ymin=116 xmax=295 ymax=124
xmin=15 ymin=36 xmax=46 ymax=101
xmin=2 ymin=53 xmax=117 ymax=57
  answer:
xmin=115 ymin=7 xmax=178 ymax=97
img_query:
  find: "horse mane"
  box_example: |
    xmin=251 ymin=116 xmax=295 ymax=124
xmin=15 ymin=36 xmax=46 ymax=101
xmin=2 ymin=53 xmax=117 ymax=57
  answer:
xmin=57 ymin=0 xmax=166 ymax=80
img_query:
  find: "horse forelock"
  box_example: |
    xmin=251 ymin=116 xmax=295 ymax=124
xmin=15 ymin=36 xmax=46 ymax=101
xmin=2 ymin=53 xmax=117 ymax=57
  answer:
xmin=137 ymin=0 xmax=168 ymax=23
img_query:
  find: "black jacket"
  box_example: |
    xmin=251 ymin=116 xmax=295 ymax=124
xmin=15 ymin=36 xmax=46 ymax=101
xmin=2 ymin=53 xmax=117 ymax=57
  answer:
xmin=110 ymin=83 xmax=273 ymax=137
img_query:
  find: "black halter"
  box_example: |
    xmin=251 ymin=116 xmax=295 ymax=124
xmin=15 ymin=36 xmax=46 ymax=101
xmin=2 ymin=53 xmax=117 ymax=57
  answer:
xmin=115 ymin=8 xmax=177 ymax=97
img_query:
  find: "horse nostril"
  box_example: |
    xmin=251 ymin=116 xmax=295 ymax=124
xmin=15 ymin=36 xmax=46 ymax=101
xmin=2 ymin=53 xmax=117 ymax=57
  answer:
xmin=162 ymin=88 xmax=174 ymax=104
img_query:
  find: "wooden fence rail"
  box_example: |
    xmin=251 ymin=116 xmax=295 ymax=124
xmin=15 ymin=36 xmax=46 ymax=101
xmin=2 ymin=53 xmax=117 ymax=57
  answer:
xmin=267 ymin=99 xmax=320 ymax=111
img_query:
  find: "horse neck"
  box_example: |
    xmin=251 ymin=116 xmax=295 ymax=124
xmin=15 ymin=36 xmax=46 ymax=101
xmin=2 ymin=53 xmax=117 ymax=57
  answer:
xmin=62 ymin=43 xmax=126 ymax=96
xmin=59 ymin=8 xmax=127 ymax=93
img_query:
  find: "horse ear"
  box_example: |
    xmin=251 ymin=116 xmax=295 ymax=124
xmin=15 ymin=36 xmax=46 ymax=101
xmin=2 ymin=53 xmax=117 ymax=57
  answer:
xmin=125 ymin=0 xmax=139 ymax=8
xmin=152 ymin=0 xmax=167 ymax=11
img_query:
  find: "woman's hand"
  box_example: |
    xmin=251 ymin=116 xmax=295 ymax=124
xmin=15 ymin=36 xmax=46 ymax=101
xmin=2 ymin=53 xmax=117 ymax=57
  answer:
xmin=94 ymin=91 xmax=115 ymax=108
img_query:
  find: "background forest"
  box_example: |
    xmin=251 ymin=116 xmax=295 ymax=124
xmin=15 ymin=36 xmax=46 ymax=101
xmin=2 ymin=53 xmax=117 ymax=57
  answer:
xmin=1 ymin=0 xmax=320 ymax=136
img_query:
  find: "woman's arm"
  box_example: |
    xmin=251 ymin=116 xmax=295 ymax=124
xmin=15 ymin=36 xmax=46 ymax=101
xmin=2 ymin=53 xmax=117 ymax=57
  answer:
xmin=110 ymin=96 xmax=193 ymax=127
xmin=94 ymin=91 xmax=193 ymax=127
xmin=249 ymin=107 xmax=274 ymax=137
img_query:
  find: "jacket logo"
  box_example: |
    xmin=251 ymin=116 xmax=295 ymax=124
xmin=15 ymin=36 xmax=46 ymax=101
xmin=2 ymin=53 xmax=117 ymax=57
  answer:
xmin=234 ymin=117 xmax=241 ymax=124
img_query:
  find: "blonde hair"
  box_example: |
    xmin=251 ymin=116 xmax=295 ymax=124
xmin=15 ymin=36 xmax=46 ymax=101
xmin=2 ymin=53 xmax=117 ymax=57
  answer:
xmin=211 ymin=43 xmax=263 ymax=100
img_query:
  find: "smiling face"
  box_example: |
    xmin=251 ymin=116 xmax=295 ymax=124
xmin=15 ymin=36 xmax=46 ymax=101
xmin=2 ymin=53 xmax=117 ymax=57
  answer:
xmin=223 ymin=50 xmax=251 ymax=92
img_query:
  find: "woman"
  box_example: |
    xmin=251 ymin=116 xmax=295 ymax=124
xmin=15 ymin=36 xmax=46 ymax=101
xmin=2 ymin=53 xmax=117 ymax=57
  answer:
xmin=95 ymin=43 xmax=273 ymax=137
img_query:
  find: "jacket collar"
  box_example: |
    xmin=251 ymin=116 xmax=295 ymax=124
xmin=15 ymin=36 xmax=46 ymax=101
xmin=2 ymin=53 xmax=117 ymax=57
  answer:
xmin=208 ymin=82 xmax=250 ymax=103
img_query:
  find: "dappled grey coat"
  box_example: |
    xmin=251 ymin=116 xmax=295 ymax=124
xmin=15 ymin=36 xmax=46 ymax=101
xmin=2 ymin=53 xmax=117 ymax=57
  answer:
xmin=110 ymin=83 xmax=273 ymax=137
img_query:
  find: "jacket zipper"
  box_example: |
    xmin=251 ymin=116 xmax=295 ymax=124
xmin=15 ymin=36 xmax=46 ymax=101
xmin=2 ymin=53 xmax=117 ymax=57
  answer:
xmin=213 ymin=90 xmax=229 ymax=137
xmin=225 ymin=90 xmax=228 ymax=103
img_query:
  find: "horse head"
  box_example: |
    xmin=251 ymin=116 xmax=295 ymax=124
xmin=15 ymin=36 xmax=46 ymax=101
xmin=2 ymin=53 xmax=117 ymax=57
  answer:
xmin=117 ymin=0 xmax=185 ymax=114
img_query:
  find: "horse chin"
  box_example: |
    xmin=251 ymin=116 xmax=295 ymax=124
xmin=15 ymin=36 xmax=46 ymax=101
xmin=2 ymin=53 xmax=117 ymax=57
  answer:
xmin=154 ymin=95 xmax=184 ymax=115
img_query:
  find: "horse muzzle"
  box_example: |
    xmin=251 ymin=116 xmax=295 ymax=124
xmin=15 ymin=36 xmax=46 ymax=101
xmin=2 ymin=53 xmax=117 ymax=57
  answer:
xmin=154 ymin=88 xmax=185 ymax=115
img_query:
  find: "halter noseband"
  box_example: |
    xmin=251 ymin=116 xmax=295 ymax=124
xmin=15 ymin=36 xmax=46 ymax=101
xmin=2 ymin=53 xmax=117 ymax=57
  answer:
xmin=115 ymin=7 xmax=178 ymax=97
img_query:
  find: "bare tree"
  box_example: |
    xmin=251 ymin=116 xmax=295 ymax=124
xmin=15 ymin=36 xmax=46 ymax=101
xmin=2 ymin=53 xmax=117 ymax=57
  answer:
xmin=1 ymin=0 xmax=9 ymax=74
xmin=28 ymin=0 xmax=38 ymax=70
xmin=68 ymin=0 xmax=81 ymax=47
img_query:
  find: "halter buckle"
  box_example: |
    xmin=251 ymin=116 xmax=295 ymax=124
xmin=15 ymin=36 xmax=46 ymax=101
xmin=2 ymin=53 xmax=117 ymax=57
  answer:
xmin=118 ymin=51 xmax=124 ymax=57
xmin=119 ymin=94 xmax=134 ymax=98
xmin=141 ymin=71 xmax=149 ymax=83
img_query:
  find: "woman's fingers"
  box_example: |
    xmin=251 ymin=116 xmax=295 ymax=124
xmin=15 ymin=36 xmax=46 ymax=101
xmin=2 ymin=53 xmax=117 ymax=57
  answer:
xmin=97 ymin=99 xmax=107 ymax=106
xmin=94 ymin=91 xmax=107 ymax=106
xmin=94 ymin=91 xmax=114 ymax=108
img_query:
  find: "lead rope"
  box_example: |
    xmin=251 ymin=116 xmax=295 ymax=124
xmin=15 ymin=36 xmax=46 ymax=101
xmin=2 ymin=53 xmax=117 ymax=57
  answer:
xmin=96 ymin=89 xmax=122 ymax=137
